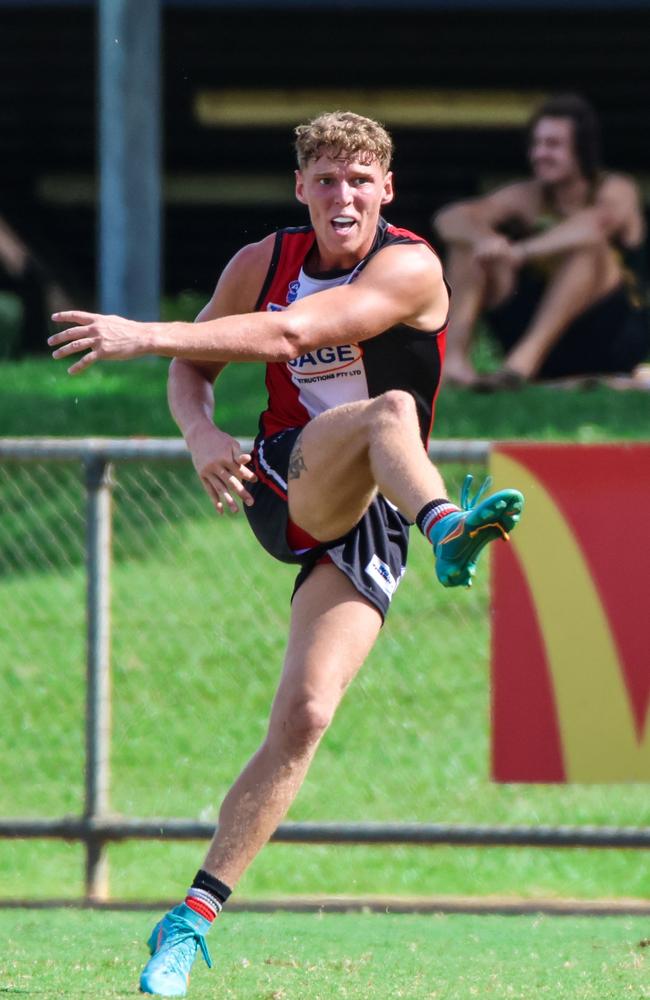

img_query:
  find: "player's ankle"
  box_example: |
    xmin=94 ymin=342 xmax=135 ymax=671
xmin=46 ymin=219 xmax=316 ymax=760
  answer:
xmin=184 ymin=869 xmax=232 ymax=923
xmin=415 ymin=499 xmax=461 ymax=543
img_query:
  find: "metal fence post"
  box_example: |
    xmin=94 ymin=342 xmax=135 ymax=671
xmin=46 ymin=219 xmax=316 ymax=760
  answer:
xmin=84 ymin=456 xmax=114 ymax=901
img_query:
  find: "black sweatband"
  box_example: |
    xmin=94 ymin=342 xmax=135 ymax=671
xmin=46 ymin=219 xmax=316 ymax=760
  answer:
xmin=192 ymin=869 xmax=232 ymax=905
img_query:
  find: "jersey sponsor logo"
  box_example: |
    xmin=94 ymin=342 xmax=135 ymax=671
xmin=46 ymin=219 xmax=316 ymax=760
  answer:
xmin=287 ymin=343 xmax=363 ymax=379
xmin=364 ymin=554 xmax=398 ymax=599
xmin=267 ymin=303 xmax=287 ymax=312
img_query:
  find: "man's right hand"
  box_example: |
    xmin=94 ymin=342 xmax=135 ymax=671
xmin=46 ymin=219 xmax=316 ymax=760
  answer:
xmin=187 ymin=424 xmax=257 ymax=515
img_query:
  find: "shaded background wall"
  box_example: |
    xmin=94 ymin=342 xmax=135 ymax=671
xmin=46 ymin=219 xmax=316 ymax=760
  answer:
xmin=1 ymin=1 xmax=648 ymax=298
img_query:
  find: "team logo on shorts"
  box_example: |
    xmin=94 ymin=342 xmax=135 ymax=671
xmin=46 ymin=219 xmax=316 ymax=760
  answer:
xmin=365 ymin=554 xmax=398 ymax=599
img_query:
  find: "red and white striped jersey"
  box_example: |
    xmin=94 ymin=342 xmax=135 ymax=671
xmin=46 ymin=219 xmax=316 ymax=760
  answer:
xmin=255 ymin=218 xmax=447 ymax=444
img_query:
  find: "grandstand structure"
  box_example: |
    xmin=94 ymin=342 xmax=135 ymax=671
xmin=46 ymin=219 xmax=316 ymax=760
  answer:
xmin=0 ymin=0 xmax=648 ymax=303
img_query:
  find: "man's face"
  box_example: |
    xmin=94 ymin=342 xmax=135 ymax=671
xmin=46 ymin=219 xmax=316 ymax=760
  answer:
xmin=295 ymin=153 xmax=394 ymax=267
xmin=529 ymin=116 xmax=581 ymax=185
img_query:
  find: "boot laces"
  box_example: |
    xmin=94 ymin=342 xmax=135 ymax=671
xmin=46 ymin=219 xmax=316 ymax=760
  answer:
xmin=161 ymin=914 xmax=213 ymax=972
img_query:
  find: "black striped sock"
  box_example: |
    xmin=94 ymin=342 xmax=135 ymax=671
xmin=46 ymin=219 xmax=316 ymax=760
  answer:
xmin=416 ymin=498 xmax=460 ymax=541
xmin=185 ymin=869 xmax=232 ymax=922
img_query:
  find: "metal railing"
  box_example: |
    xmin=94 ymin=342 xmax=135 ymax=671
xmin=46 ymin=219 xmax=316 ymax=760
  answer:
xmin=1 ymin=437 xmax=648 ymax=903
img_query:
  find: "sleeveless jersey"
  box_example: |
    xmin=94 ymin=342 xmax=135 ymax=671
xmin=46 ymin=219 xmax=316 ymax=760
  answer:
xmin=254 ymin=218 xmax=447 ymax=445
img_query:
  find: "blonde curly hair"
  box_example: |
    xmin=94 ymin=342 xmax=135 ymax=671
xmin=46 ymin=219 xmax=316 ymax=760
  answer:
xmin=294 ymin=111 xmax=393 ymax=172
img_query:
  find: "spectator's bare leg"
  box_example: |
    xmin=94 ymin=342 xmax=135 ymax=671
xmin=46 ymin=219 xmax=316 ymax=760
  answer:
xmin=0 ymin=218 xmax=29 ymax=277
xmin=0 ymin=217 xmax=75 ymax=354
xmin=504 ymin=244 xmax=622 ymax=379
xmin=443 ymin=244 xmax=517 ymax=385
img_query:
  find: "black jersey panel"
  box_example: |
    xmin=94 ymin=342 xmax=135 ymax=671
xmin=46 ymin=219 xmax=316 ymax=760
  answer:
xmin=253 ymin=230 xmax=284 ymax=312
xmin=362 ymin=324 xmax=443 ymax=443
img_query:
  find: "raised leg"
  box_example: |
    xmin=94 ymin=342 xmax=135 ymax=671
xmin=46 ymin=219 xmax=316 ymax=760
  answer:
xmin=287 ymin=390 xmax=446 ymax=542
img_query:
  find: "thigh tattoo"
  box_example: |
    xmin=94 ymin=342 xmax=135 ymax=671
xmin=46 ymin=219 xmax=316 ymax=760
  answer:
xmin=288 ymin=440 xmax=308 ymax=480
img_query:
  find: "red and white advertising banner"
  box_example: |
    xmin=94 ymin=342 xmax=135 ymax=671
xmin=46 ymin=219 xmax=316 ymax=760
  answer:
xmin=490 ymin=443 xmax=650 ymax=783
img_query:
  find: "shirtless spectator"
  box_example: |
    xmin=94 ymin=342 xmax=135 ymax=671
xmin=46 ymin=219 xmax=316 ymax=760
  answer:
xmin=433 ymin=94 xmax=649 ymax=389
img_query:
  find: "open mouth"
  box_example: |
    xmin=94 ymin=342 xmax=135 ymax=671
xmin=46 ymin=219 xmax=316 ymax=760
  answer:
xmin=331 ymin=216 xmax=356 ymax=234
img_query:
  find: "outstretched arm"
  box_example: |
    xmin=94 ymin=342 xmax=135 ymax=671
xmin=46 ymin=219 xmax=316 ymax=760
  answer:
xmin=49 ymin=241 xmax=448 ymax=374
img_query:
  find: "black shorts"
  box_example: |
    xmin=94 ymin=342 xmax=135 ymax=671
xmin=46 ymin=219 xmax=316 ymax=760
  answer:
xmin=245 ymin=427 xmax=411 ymax=620
xmin=486 ymin=272 xmax=650 ymax=379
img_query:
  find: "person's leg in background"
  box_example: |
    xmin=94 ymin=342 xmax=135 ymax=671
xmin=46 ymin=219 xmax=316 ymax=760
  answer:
xmin=440 ymin=243 xmax=519 ymax=386
xmin=499 ymin=242 xmax=621 ymax=380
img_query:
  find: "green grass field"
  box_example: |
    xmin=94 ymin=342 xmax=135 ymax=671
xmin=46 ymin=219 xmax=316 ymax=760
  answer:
xmin=1 ymin=908 xmax=648 ymax=999
xmin=1 ymin=355 xmax=649 ymax=918
xmin=1 ymin=458 xmax=648 ymax=904
xmin=3 ymin=354 xmax=650 ymax=440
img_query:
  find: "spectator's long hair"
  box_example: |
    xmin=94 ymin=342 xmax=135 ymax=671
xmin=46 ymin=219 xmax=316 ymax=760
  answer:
xmin=528 ymin=94 xmax=602 ymax=183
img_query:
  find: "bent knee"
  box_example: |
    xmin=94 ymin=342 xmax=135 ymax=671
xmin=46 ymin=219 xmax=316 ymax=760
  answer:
xmin=272 ymin=698 xmax=333 ymax=753
xmin=373 ymin=389 xmax=417 ymax=422
xmin=561 ymin=236 xmax=612 ymax=267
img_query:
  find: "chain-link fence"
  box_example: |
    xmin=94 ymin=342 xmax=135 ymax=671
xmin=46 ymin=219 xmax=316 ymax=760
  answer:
xmin=1 ymin=439 xmax=649 ymax=905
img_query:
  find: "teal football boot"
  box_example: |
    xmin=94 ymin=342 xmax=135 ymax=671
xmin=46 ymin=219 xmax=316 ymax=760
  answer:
xmin=430 ymin=475 xmax=524 ymax=588
xmin=139 ymin=903 xmax=212 ymax=997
